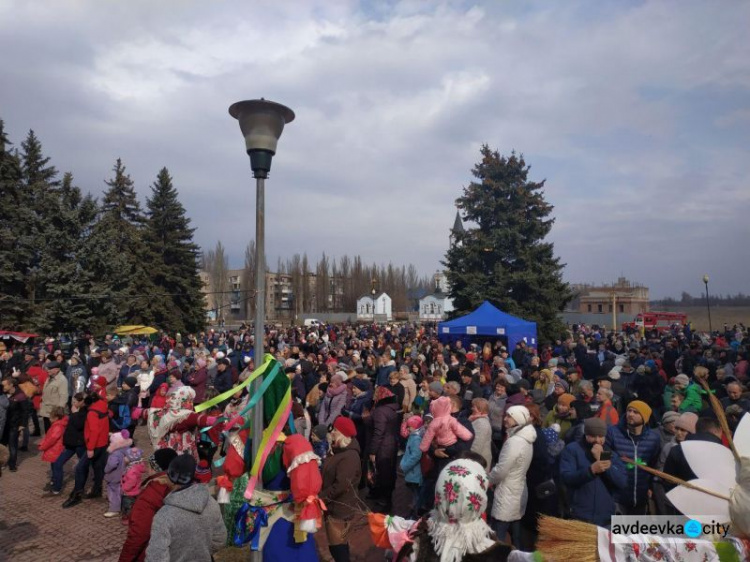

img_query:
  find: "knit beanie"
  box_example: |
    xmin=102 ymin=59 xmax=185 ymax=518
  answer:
xmin=661 ymin=411 xmax=680 ymax=426
xmin=352 ymin=378 xmax=369 ymax=392
xmin=125 ymin=447 xmax=143 ymax=463
xmin=506 ymin=405 xmax=531 ymax=427
xmin=554 ymin=380 xmax=570 ymax=392
xmin=195 ymin=459 xmax=212 ymax=483
xmin=628 ymin=400 xmax=652 ymax=423
xmin=429 ymin=381 xmax=444 ymax=395
xmin=168 ymin=453 xmax=196 ymax=485
xmin=312 ymin=424 xmax=328 ymax=442
xmin=584 ymin=418 xmax=607 ymax=437
xmin=406 ymin=415 xmax=424 ymax=431
xmin=675 ymin=374 xmax=690 ymax=387
xmin=123 ymin=376 xmax=138 ymax=389
xmin=557 ymin=393 xmax=576 ymax=407
xmin=675 ymin=412 xmax=698 ymax=434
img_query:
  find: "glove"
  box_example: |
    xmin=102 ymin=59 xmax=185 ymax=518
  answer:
xmin=341 ymin=409 xmax=350 ymax=418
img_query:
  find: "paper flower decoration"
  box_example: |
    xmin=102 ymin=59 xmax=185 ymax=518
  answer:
xmin=667 ymin=413 xmax=750 ymax=537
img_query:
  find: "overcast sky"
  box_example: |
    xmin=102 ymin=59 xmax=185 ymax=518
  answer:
xmin=1 ymin=1 xmax=748 ymax=299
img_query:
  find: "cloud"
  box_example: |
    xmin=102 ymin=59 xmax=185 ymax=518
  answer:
xmin=0 ymin=0 xmax=748 ymax=300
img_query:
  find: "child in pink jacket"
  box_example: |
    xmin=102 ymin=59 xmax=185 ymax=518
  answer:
xmin=120 ymin=447 xmax=146 ymax=523
xmin=419 ymin=396 xmax=473 ymax=452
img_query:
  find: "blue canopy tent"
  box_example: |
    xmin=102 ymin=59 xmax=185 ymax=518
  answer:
xmin=437 ymin=301 xmax=538 ymax=350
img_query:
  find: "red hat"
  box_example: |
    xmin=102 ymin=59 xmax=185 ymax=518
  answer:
xmin=195 ymin=459 xmax=212 ymax=483
xmin=333 ymin=416 xmax=357 ymax=438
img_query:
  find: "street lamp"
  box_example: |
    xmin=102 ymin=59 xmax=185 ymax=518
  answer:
xmin=371 ymin=278 xmax=377 ymax=323
xmin=229 ymin=99 xmax=294 ymax=534
xmin=702 ymin=274 xmax=712 ymax=335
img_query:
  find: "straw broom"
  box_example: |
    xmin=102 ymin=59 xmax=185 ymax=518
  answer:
xmin=536 ymin=514 xmax=600 ymax=562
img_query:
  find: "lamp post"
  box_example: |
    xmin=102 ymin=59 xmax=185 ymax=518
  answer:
xmin=703 ymin=274 xmax=712 ymax=335
xmin=371 ymin=282 xmax=377 ymax=324
xmin=229 ymin=99 xmax=294 ymax=547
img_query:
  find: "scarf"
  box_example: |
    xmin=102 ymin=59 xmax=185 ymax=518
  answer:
xmin=326 ymin=383 xmax=348 ymax=398
xmin=427 ymin=459 xmax=496 ymax=562
xmin=148 ymin=386 xmax=196 ymax=444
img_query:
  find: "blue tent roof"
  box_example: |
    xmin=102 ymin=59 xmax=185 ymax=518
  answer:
xmin=437 ymin=301 xmax=537 ymax=349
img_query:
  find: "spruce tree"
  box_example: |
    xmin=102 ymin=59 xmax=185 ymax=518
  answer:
xmin=443 ymin=146 xmax=571 ymax=343
xmin=39 ymin=172 xmax=99 ymax=332
xmin=0 ymin=121 xmax=25 ymax=328
xmin=143 ymin=167 xmax=205 ymax=333
xmin=18 ymin=130 xmax=61 ymax=330
xmin=83 ymin=158 xmax=157 ymax=329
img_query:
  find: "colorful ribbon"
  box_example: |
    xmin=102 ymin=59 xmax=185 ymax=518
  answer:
xmin=244 ymin=385 xmax=292 ymax=500
xmin=195 ymin=354 xmax=274 ymax=413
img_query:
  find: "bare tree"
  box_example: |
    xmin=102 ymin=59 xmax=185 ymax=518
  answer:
xmin=242 ymin=239 xmax=256 ymax=320
xmin=206 ymin=241 xmax=229 ymax=318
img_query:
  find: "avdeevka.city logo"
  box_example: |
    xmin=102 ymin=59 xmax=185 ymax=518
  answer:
xmin=610 ymin=516 xmax=731 ymax=543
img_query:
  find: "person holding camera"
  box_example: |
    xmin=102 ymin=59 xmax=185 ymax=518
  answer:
xmin=559 ymin=417 xmax=627 ymax=527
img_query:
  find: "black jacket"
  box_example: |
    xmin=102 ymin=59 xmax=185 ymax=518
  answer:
xmin=63 ymin=408 xmax=87 ymax=449
xmin=6 ymin=390 xmax=30 ymax=431
xmin=662 ymin=432 xmax=723 ymax=491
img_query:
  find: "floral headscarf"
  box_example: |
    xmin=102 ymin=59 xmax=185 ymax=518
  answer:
xmin=148 ymin=386 xmax=197 ymax=451
xmin=374 ymin=386 xmax=395 ymax=403
xmin=428 ymin=459 xmax=496 ymax=562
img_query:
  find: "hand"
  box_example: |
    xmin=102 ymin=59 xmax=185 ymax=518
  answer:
xmin=434 ymin=448 xmax=448 ymax=459
xmin=369 ymin=454 xmax=375 ymax=463
xmin=591 ymin=460 xmax=611 ymax=474
xmin=87 ymin=450 xmax=94 ymax=459
xmin=591 ymin=443 xmax=603 ymax=461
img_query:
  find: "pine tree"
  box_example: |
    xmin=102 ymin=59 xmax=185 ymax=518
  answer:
xmin=83 ymin=158 xmax=156 ymax=329
xmin=37 ymin=172 xmax=99 ymax=331
xmin=143 ymin=167 xmax=205 ymax=333
xmin=443 ymin=146 xmax=572 ymax=343
xmin=18 ymin=130 xmax=61 ymax=330
xmin=0 ymin=121 xmax=25 ymax=328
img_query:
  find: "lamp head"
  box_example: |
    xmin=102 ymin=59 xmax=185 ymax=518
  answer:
xmin=703 ymin=274 xmax=709 ymax=285
xmin=229 ymin=99 xmax=295 ymax=178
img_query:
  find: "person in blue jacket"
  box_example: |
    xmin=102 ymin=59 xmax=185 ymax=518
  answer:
xmin=560 ymin=417 xmax=627 ymax=527
xmin=604 ymin=400 xmax=662 ymax=515
xmin=399 ymin=415 xmax=424 ymax=517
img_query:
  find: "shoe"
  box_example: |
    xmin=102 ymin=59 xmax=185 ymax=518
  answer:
xmin=42 ymin=490 xmax=61 ymax=497
xmin=62 ymin=491 xmax=83 ymax=509
xmin=85 ymin=488 xmax=102 ymax=499
xmin=43 ymin=481 xmax=52 ymax=492
xmin=104 ymin=511 xmax=120 ymax=518
xmin=9 ymin=466 xmax=17 ymax=472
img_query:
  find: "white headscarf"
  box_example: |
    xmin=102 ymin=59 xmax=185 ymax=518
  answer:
xmin=427 ymin=459 xmax=496 ymax=562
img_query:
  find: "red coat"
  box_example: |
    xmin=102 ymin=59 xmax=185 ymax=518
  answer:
xmin=27 ymin=365 xmax=47 ymax=410
xmin=85 ymin=399 xmax=110 ymax=451
xmin=118 ymin=474 xmax=171 ymax=562
xmin=38 ymin=417 xmax=68 ymax=462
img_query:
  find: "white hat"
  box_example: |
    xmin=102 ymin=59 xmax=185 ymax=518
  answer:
xmin=215 ymin=351 xmax=225 ymax=360
xmin=243 ymin=356 xmax=252 ymax=364
xmin=506 ymin=405 xmax=531 ymax=427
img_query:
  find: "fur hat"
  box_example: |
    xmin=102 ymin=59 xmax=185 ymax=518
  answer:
xmin=149 ymin=448 xmax=178 ymax=472
xmin=675 ymin=412 xmax=698 ymax=434
xmin=628 ymin=400 xmax=652 ymax=423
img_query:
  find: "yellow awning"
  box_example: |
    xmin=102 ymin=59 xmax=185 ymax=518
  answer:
xmin=114 ymin=325 xmax=159 ymax=335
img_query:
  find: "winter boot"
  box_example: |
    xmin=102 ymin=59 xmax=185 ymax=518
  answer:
xmin=84 ymin=487 xmax=102 ymax=499
xmin=62 ymin=490 xmax=83 ymax=509
xmin=328 ymin=544 xmax=351 ymax=562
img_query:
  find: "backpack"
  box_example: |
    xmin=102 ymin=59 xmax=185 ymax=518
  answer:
xmin=113 ymin=404 xmax=131 ymax=430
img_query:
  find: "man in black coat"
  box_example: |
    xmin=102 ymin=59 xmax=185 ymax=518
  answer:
xmin=663 ymin=417 xmax=723 ymax=491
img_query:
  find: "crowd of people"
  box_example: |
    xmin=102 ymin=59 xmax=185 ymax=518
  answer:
xmin=0 ymin=320 xmax=748 ymax=561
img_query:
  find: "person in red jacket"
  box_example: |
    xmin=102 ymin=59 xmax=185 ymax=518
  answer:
xmin=118 ymin=448 xmax=177 ymax=562
xmin=62 ymin=392 xmax=110 ymax=508
xmin=38 ymin=406 xmax=68 ymax=495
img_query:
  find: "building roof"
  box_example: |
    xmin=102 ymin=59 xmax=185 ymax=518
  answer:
xmin=357 ymin=291 xmax=388 ymax=300
xmin=421 ymin=291 xmax=449 ymax=300
xmin=452 ymin=211 xmax=465 ymax=234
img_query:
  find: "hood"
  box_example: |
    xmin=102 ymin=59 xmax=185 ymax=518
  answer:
xmin=429 ymin=396 xmax=451 ymax=418
xmin=164 ymin=482 xmax=210 ymax=514
xmin=510 ymin=422 xmax=538 ymax=444
xmin=282 ymin=434 xmax=314 ymax=467
xmin=89 ymin=398 xmax=108 ymax=415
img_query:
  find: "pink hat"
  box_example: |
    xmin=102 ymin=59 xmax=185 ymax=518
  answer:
xmin=675 ymin=412 xmax=698 ymax=434
xmin=406 ymin=416 xmax=424 ymax=431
